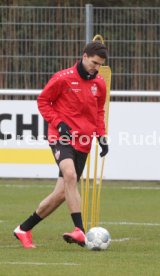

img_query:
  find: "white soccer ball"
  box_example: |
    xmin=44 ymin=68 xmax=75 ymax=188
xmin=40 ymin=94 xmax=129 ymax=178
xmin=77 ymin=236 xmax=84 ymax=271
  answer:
xmin=85 ymin=227 xmax=111 ymax=251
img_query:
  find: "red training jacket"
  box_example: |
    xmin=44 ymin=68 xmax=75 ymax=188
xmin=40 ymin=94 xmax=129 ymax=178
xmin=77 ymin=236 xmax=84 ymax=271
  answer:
xmin=37 ymin=63 xmax=107 ymax=153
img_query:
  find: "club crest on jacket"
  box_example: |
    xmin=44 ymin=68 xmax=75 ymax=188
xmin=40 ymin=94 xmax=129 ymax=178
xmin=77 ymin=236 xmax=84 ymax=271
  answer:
xmin=91 ymin=83 xmax=97 ymax=96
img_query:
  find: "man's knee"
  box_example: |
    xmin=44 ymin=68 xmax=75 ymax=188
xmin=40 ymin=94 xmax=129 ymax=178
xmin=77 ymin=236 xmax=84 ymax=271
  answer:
xmin=63 ymin=169 xmax=77 ymax=183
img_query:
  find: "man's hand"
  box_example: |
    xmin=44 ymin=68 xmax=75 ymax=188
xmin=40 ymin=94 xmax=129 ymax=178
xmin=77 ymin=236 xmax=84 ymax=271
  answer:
xmin=98 ymin=136 xmax=109 ymax=157
xmin=57 ymin=122 xmax=72 ymax=139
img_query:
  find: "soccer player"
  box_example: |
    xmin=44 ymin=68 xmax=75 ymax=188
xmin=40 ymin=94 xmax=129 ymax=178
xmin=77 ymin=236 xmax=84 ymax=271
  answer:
xmin=13 ymin=41 xmax=109 ymax=248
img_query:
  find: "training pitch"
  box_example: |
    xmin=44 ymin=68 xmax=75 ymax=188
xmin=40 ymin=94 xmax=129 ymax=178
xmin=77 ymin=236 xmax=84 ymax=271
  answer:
xmin=0 ymin=179 xmax=160 ymax=276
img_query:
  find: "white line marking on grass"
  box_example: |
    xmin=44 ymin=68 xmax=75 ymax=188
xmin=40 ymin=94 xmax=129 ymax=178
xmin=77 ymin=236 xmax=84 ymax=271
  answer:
xmin=0 ymin=245 xmax=21 ymax=248
xmin=0 ymin=243 xmax=49 ymax=248
xmin=100 ymin=221 xmax=160 ymax=227
xmin=0 ymin=184 xmax=53 ymax=189
xmin=112 ymin=238 xmax=131 ymax=242
xmin=2 ymin=184 xmax=160 ymax=190
xmin=121 ymin=186 xmax=160 ymax=190
xmin=0 ymin=262 xmax=79 ymax=266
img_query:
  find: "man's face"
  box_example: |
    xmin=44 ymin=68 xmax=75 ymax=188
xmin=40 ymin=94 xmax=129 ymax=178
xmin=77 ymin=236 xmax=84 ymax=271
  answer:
xmin=82 ymin=53 xmax=105 ymax=75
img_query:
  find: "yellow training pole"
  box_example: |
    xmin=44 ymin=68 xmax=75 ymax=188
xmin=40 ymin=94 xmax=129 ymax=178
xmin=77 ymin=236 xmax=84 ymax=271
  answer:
xmin=81 ymin=176 xmax=84 ymax=219
xmin=93 ymin=35 xmax=111 ymax=227
xmin=95 ymin=157 xmax=105 ymax=225
xmin=83 ymin=154 xmax=90 ymax=232
xmin=89 ymin=34 xmax=106 ymax=229
xmin=92 ymin=34 xmax=104 ymax=44
xmin=81 ymin=34 xmax=111 ymax=231
xmin=90 ymin=140 xmax=99 ymax=228
xmin=95 ymin=66 xmax=111 ymax=226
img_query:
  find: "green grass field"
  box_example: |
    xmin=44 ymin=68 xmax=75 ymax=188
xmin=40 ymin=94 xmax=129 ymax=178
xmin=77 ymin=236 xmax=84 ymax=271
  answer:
xmin=0 ymin=179 xmax=160 ymax=276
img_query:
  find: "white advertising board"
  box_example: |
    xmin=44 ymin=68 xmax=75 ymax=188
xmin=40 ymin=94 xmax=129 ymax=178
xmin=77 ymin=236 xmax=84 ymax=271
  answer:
xmin=0 ymin=100 xmax=160 ymax=180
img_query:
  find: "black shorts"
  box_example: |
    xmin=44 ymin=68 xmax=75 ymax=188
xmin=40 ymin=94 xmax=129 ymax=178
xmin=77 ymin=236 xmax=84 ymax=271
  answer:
xmin=50 ymin=141 xmax=88 ymax=181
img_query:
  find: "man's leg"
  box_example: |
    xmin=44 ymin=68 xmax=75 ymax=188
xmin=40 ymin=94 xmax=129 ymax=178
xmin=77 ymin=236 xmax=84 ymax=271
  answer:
xmin=59 ymin=158 xmax=85 ymax=246
xmin=14 ymin=177 xmax=65 ymax=248
xmin=59 ymin=158 xmax=80 ymax=213
xmin=36 ymin=177 xmax=65 ymax=218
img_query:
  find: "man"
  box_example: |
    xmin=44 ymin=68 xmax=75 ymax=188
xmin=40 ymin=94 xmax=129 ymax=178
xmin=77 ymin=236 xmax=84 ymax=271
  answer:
xmin=13 ymin=41 xmax=109 ymax=248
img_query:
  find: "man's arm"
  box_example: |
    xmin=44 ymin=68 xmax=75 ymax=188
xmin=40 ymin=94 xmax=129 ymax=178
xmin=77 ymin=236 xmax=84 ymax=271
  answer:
xmin=97 ymin=80 xmax=109 ymax=157
xmin=37 ymin=76 xmax=63 ymax=128
xmin=96 ymin=80 xmax=106 ymax=137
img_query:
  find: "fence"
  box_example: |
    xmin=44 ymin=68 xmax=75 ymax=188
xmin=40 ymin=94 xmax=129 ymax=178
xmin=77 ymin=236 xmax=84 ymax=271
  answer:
xmin=0 ymin=5 xmax=160 ymax=91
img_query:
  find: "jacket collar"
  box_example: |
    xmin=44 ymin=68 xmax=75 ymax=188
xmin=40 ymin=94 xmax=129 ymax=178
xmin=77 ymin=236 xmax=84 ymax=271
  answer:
xmin=76 ymin=60 xmax=98 ymax=80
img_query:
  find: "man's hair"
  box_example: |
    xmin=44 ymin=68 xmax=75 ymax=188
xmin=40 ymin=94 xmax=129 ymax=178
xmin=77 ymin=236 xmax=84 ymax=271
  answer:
xmin=83 ymin=41 xmax=108 ymax=59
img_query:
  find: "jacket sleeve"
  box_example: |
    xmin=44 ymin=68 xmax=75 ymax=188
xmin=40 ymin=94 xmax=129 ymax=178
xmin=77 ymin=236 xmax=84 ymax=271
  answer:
xmin=96 ymin=80 xmax=107 ymax=137
xmin=37 ymin=75 xmax=63 ymax=128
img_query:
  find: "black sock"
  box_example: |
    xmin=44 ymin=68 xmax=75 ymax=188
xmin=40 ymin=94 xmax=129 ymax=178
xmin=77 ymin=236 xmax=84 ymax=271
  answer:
xmin=71 ymin=212 xmax=85 ymax=233
xmin=20 ymin=212 xmax=43 ymax=231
